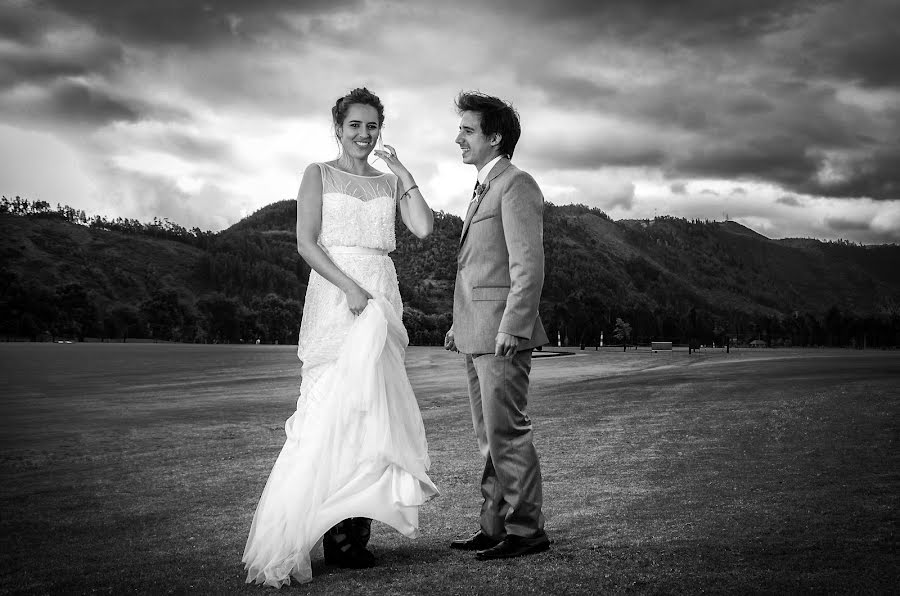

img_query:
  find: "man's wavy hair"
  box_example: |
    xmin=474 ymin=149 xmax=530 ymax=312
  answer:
xmin=455 ymin=91 xmax=521 ymax=159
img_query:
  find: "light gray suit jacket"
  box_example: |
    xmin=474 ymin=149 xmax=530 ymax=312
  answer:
xmin=453 ymin=158 xmax=549 ymax=354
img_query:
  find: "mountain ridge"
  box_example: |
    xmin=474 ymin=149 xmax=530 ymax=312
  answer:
xmin=2 ymin=200 xmax=898 ymax=347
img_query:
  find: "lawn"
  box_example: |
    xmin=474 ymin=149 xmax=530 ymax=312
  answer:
xmin=1 ymin=344 xmax=897 ymax=594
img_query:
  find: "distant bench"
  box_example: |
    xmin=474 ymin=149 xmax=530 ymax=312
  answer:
xmin=651 ymin=341 xmax=673 ymax=352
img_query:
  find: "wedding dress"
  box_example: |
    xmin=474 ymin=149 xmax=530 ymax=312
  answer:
xmin=242 ymin=163 xmax=439 ymax=587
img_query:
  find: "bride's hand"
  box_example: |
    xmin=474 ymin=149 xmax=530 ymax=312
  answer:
xmin=372 ymin=144 xmax=411 ymax=180
xmin=345 ymin=284 xmax=373 ymax=316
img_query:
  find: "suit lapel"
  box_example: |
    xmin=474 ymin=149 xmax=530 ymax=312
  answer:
xmin=459 ymin=158 xmax=512 ymax=246
xmin=459 ymin=195 xmax=480 ymax=243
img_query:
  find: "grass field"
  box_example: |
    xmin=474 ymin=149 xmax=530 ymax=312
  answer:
xmin=1 ymin=344 xmax=898 ymax=595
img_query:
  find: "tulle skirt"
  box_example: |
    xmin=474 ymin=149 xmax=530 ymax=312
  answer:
xmin=242 ymin=297 xmax=439 ymax=587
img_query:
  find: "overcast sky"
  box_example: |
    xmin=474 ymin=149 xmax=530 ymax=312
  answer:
xmin=2 ymin=0 xmax=898 ymax=243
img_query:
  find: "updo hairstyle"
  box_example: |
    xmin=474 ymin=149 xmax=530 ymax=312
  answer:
xmin=332 ymin=87 xmax=385 ymax=140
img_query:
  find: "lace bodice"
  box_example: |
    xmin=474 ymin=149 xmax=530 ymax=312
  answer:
xmin=317 ymin=163 xmax=398 ymax=251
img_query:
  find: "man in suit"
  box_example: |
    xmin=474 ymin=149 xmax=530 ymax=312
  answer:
xmin=444 ymin=91 xmax=550 ymax=560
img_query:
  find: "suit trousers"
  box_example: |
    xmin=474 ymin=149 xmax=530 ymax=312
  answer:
xmin=465 ymin=349 xmax=545 ymax=539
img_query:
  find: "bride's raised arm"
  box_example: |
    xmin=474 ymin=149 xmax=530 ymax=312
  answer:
xmin=374 ymin=144 xmax=433 ymax=239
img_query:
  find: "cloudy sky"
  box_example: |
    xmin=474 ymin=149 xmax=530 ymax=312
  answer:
xmin=2 ymin=0 xmax=898 ymax=243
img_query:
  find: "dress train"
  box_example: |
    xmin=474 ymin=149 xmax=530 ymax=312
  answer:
xmin=242 ymin=297 xmax=439 ymax=587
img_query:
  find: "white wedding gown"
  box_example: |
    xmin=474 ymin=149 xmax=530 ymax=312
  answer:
xmin=242 ymin=164 xmax=439 ymax=587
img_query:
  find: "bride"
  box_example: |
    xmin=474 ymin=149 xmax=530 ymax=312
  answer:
xmin=242 ymin=87 xmax=440 ymax=587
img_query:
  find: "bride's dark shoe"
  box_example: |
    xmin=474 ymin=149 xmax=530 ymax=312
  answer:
xmin=324 ymin=519 xmax=376 ymax=568
xmin=349 ymin=517 xmax=372 ymax=547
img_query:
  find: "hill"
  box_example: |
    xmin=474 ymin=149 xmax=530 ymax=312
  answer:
xmin=2 ymin=200 xmax=898 ymax=347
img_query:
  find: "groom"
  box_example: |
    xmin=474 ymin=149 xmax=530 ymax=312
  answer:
xmin=444 ymin=91 xmax=550 ymax=560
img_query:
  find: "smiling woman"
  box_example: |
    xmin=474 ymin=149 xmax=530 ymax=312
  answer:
xmin=331 ymin=89 xmax=384 ymax=163
xmin=241 ymin=87 xmax=439 ymax=587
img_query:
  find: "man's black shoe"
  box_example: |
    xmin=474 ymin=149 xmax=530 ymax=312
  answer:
xmin=449 ymin=530 xmax=502 ymax=551
xmin=475 ymin=532 xmax=550 ymax=560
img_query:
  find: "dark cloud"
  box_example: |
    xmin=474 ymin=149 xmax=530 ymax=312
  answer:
xmin=3 ymin=0 xmax=897 ymax=232
xmin=786 ymin=0 xmax=900 ymax=88
xmin=505 ymin=0 xmax=900 ymax=203
xmin=147 ymin=130 xmax=234 ymax=163
xmin=700 ymin=189 xmax=719 ymax=196
xmin=675 ymin=134 xmax=818 ymax=188
xmin=0 ymin=40 xmax=124 ymax=91
xmin=531 ymin=143 xmax=667 ymax=171
xmin=662 ymin=79 xmax=862 ymax=145
xmin=776 ymin=195 xmax=801 ymax=206
xmin=0 ymin=1 xmax=122 ymax=99
xmin=526 ymin=70 xmax=898 ymax=202
xmin=629 ymin=85 xmax=714 ymax=132
xmin=0 ymin=52 xmax=85 ymax=91
xmin=52 ymin=80 xmax=140 ymax=125
xmin=726 ymin=94 xmax=776 ymax=117
xmin=0 ymin=0 xmax=362 ymax=109
xmin=800 ymin=148 xmax=900 ymax=200
xmin=825 ymin=216 xmax=873 ymax=232
xmin=39 ymin=0 xmax=360 ymax=46
xmin=833 ymin=30 xmax=900 ymax=87
xmin=667 ymin=78 xmax=900 ymax=200
xmin=0 ymin=1 xmax=331 ymax=126
xmin=481 ymin=0 xmax=818 ymax=45
xmin=525 ymin=77 xmax=771 ymax=134
xmin=731 ymin=187 xmax=747 ymax=195
xmin=0 ymin=1 xmax=54 ymax=44
xmin=0 ymin=8 xmax=32 ymax=43
xmin=0 ymin=3 xmax=129 ymax=123
xmin=516 ymin=71 xmax=619 ymax=110
xmin=6 ymin=80 xmax=141 ymax=128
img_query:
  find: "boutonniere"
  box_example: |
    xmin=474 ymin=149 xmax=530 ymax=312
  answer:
xmin=472 ymin=183 xmax=487 ymax=203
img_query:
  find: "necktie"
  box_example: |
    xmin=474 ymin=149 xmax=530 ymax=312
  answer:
xmin=464 ymin=180 xmax=480 ymax=226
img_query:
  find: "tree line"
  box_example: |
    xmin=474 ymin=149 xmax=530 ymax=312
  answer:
xmin=1 ymin=195 xmax=215 ymax=248
xmin=2 ymin=196 xmax=898 ymax=348
xmin=0 ymin=272 xmax=302 ymax=344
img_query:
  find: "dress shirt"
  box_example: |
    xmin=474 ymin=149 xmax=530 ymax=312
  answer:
xmin=477 ymin=155 xmax=504 ymax=186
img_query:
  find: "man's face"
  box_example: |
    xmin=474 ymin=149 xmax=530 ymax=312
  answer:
xmin=456 ymin=110 xmax=500 ymax=170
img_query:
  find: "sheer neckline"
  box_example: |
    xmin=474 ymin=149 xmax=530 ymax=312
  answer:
xmin=323 ymin=162 xmax=387 ymax=179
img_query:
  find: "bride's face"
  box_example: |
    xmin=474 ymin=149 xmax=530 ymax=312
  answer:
xmin=337 ymin=104 xmax=381 ymax=160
